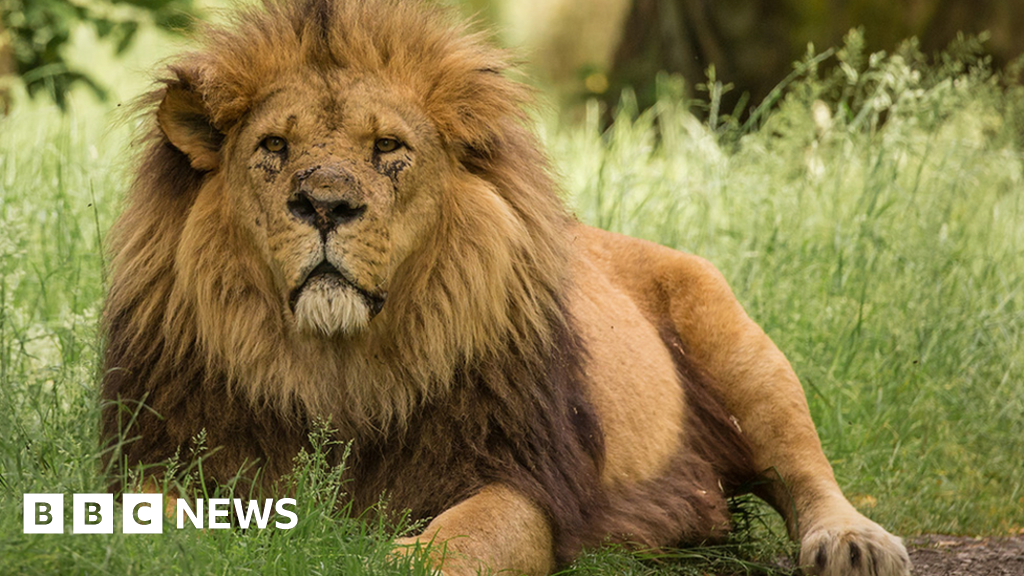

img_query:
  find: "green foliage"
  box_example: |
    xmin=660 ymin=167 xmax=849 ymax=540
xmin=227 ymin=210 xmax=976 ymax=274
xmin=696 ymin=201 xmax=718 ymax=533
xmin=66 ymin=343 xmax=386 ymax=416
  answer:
xmin=1 ymin=0 xmax=196 ymax=109
xmin=0 ymin=32 xmax=1022 ymax=574
xmin=558 ymin=496 xmax=793 ymax=575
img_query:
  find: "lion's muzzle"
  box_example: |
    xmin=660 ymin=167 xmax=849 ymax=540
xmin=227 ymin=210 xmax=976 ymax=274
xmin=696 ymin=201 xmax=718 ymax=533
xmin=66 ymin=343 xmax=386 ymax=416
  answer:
xmin=288 ymin=164 xmax=367 ymax=240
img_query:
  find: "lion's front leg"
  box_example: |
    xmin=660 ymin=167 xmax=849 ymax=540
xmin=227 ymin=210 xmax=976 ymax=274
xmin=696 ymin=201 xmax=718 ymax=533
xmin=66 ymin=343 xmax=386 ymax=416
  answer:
xmin=394 ymin=484 xmax=554 ymax=576
xmin=659 ymin=255 xmax=911 ymax=575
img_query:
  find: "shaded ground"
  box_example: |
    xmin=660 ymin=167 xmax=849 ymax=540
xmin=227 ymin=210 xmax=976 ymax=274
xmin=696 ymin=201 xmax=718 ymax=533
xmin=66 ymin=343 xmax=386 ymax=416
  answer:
xmin=752 ymin=535 xmax=1024 ymax=575
xmin=906 ymin=535 xmax=1024 ymax=576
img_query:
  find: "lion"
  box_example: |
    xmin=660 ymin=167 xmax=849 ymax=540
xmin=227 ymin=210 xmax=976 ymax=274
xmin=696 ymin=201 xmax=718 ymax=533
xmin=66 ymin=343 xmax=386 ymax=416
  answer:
xmin=100 ymin=1 xmax=911 ymax=575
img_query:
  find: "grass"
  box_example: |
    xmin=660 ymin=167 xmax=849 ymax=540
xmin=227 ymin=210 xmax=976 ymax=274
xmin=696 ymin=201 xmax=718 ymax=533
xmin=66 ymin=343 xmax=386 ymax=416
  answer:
xmin=1 ymin=30 xmax=1022 ymax=575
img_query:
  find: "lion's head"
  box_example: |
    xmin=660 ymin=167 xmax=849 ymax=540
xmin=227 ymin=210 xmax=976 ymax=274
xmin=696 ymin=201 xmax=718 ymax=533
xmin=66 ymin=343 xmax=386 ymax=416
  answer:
xmin=105 ymin=0 xmax=572 ymax=431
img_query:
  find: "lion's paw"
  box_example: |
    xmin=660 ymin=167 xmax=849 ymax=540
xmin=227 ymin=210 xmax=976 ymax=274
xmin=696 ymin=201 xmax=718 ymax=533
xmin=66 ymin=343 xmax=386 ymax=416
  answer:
xmin=800 ymin=519 xmax=911 ymax=576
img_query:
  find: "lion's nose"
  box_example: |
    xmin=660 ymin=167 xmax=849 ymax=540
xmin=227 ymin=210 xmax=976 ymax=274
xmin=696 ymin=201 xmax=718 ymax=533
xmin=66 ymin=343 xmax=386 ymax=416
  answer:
xmin=288 ymin=165 xmax=367 ymax=237
xmin=288 ymin=192 xmax=366 ymax=236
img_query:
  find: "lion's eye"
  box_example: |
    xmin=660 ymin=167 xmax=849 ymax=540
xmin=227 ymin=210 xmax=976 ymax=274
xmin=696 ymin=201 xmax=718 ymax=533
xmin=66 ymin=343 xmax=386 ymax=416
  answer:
xmin=262 ymin=136 xmax=288 ymax=153
xmin=374 ymin=138 xmax=402 ymax=154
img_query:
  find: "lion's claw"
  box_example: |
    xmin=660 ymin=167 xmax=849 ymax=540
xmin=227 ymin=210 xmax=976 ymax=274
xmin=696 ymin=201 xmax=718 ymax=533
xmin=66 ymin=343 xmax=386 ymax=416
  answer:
xmin=800 ymin=520 xmax=911 ymax=576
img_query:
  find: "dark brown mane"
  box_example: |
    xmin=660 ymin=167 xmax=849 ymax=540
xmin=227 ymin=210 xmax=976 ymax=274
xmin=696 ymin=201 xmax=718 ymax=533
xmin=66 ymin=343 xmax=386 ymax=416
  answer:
xmin=345 ymin=301 xmax=605 ymax=564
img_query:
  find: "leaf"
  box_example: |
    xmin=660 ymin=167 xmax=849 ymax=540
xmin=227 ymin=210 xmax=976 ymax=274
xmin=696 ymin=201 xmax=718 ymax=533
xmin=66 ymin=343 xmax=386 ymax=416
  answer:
xmin=114 ymin=22 xmax=139 ymax=55
xmin=154 ymin=10 xmax=194 ymax=33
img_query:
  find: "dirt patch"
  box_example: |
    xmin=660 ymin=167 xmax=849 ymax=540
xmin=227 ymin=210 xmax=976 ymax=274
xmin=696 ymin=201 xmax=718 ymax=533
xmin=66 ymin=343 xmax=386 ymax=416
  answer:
xmin=751 ymin=535 xmax=1024 ymax=575
xmin=907 ymin=535 xmax=1024 ymax=576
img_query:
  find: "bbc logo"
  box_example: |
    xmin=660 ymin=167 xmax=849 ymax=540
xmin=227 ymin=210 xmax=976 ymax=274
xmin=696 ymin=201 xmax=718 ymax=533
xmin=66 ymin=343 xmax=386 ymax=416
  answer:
xmin=24 ymin=494 xmax=164 ymax=534
xmin=24 ymin=493 xmax=299 ymax=534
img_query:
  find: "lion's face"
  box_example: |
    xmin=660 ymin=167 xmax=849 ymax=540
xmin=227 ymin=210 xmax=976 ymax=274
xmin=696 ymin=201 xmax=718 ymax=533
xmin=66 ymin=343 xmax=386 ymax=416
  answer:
xmin=227 ymin=75 xmax=445 ymax=337
xmin=168 ymin=71 xmax=451 ymax=338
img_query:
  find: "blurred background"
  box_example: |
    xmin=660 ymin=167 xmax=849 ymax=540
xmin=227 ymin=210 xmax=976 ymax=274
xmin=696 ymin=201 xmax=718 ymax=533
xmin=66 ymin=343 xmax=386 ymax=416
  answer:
xmin=1 ymin=0 xmax=1023 ymax=116
xmin=483 ymin=0 xmax=1024 ymax=115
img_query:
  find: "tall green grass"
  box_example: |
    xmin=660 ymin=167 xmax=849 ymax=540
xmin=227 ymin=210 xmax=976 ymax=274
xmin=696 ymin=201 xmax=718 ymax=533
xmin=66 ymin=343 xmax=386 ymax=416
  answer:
xmin=1 ymin=34 xmax=1022 ymax=574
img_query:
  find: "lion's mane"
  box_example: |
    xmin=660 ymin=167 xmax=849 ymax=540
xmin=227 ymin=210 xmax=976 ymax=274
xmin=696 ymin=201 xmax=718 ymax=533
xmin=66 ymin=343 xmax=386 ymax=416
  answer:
xmin=101 ymin=0 xmax=607 ymax=562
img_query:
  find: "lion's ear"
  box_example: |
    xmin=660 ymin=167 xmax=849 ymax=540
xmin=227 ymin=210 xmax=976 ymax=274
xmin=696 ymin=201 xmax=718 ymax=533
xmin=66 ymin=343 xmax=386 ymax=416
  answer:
xmin=157 ymin=67 xmax=223 ymax=172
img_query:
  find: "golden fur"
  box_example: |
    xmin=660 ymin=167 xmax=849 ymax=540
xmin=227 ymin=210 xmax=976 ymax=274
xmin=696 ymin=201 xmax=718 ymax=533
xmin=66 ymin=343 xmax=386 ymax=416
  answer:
xmin=102 ymin=1 xmax=911 ymax=575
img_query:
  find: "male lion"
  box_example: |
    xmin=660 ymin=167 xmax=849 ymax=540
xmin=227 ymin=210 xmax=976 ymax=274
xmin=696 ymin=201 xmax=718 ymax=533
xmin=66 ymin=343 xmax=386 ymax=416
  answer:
xmin=100 ymin=1 xmax=911 ymax=574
